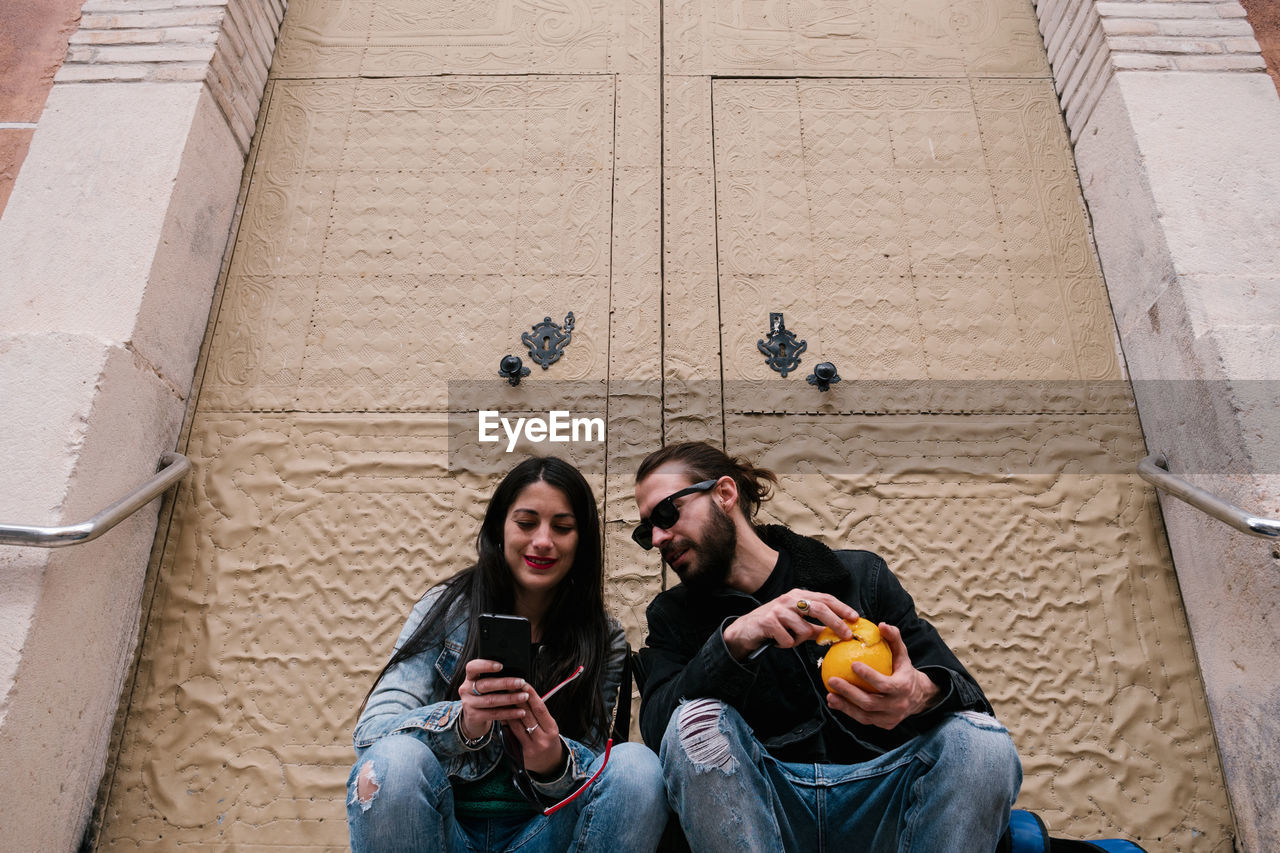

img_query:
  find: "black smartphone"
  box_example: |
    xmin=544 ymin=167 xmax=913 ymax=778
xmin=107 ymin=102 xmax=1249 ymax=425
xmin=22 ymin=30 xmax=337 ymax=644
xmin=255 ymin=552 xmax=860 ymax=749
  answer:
xmin=476 ymin=613 xmax=532 ymax=683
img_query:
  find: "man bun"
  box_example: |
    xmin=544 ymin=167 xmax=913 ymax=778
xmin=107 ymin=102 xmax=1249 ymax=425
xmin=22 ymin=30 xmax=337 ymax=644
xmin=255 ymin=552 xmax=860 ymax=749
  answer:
xmin=635 ymin=441 xmax=778 ymax=521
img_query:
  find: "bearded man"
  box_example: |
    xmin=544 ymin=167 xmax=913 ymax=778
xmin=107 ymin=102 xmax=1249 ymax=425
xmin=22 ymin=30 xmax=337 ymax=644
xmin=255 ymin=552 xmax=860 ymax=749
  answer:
xmin=631 ymin=441 xmax=1021 ymax=852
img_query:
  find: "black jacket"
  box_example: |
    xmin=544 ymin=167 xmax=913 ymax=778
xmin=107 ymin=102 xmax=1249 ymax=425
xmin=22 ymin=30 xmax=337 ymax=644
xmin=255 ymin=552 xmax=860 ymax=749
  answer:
xmin=636 ymin=525 xmax=993 ymax=763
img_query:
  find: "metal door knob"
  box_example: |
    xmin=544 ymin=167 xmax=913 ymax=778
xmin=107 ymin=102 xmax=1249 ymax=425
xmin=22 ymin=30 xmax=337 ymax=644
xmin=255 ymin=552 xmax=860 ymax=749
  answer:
xmin=807 ymin=362 xmax=841 ymax=392
xmin=499 ymin=354 xmax=530 ymax=386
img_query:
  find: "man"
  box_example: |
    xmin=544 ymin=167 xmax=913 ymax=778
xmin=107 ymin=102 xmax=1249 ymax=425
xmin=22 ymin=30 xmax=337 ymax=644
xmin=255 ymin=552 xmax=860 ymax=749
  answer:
xmin=632 ymin=441 xmax=1021 ymax=852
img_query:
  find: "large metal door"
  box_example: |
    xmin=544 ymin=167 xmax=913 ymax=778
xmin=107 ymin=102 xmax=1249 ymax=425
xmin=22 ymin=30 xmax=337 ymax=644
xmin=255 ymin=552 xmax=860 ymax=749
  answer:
xmin=90 ymin=0 xmax=1232 ymax=848
xmin=662 ymin=0 xmax=1232 ymax=849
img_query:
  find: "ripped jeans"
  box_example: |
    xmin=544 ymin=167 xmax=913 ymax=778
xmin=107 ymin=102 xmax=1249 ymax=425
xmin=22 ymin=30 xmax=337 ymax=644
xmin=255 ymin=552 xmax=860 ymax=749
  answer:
xmin=661 ymin=700 xmax=1022 ymax=853
xmin=346 ymin=735 xmax=667 ymax=853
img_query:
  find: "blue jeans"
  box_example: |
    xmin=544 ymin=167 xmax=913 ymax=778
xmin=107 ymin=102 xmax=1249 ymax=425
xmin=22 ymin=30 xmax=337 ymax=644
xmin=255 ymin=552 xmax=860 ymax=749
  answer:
xmin=661 ymin=700 xmax=1022 ymax=853
xmin=346 ymin=735 xmax=667 ymax=853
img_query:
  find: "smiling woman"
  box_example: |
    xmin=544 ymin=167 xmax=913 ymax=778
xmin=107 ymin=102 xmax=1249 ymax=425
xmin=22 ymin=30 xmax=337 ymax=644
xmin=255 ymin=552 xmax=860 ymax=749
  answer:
xmin=347 ymin=457 xmax=667 ymax=853
xmin=503 ymin=480 xmax=579 ymax=609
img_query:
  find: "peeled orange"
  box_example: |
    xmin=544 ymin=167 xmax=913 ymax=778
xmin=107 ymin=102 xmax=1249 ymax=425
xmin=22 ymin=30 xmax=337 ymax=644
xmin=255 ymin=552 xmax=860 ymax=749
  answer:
xmin=816 ymin=618 xmax=893 ymax=691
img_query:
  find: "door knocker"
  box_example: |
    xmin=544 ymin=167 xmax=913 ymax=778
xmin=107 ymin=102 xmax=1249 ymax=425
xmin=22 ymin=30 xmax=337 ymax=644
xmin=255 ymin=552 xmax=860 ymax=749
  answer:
xmin=758 ymin=313 xmax=807 ymax=377
xmin=523 ymin=312 xmax=575 ymax=369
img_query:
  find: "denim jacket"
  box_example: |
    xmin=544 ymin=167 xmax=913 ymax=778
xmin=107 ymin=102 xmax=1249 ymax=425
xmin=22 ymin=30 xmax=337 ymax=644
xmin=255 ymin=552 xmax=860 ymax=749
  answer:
xmin=353 ymin=585 xmax=629 ymax=800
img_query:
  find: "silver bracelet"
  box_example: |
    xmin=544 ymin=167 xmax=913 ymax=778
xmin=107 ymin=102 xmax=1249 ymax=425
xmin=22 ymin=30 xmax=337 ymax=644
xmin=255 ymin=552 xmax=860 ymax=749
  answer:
xmin=458 ymin=716 xmax=493 ymax=750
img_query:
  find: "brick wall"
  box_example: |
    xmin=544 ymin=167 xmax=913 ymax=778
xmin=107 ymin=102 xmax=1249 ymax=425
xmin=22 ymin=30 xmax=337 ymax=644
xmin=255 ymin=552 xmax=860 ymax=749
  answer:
xmin=56 ymin=0 xmax=285 ymax=151
xmin=1034 ymin=0 xmax=1266 ymax=138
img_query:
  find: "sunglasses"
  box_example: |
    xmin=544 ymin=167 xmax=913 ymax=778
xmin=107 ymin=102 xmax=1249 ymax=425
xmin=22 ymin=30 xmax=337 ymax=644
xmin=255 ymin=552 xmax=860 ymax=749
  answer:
xmin=630 ymin=479 xmax=719 ymax=550
xmin=500 ymin=665 xmax=614 ymax=817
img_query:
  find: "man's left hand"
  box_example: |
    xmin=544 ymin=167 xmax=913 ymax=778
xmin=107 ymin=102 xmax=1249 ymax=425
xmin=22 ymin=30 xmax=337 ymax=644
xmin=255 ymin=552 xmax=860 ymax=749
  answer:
xmin=824 ymin=623 xmax=940 ymax=730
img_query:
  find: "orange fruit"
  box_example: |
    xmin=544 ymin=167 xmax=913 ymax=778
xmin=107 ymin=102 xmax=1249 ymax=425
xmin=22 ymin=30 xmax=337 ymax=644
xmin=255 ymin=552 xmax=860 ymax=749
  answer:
xmin=816 ymin=618 xmax=893 ymax=691
xmin=814 ymin=618 xmax=863 ymax=647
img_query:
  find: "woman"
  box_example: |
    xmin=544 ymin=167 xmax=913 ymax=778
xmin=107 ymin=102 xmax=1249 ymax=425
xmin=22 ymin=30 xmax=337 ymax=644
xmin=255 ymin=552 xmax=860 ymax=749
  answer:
xmin=347 ymin=457 xmax=666 ymax=853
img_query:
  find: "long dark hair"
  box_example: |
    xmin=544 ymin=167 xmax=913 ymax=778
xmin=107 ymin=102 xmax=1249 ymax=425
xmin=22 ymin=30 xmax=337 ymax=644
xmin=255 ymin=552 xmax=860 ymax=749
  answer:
xmin=361 ymin=457 xmax=609 ymax=741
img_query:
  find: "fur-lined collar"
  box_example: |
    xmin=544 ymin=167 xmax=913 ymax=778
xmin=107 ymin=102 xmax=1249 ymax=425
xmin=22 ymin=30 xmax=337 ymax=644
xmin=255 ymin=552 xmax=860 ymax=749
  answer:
xmin=755 ymin=524 xmax=850 ymax=592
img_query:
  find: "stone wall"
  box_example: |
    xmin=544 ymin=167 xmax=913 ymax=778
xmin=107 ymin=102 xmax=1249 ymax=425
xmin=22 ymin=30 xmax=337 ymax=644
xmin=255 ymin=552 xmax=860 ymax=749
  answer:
xmin=1035 ymin=1 xmax=1280 ymax=849
xmin=59 ymin=0 xmax=284 ymax=150
xmin=1037 ymin=0 xmax=1264 ymax=138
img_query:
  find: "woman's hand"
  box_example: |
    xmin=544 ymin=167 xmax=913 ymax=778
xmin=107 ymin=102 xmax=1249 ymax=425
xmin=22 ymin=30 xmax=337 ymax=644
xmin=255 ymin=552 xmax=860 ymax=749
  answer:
xmin=508 ymin=688 xmax=566 ymax=777
xmin=459 ymin=658 xmax=531 ymax=741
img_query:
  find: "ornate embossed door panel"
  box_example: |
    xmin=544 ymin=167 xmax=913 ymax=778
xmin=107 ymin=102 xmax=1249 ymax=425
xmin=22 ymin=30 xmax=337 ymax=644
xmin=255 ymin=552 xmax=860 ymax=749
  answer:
xmin=201 ymin=77 xmax=617 ymax=415
xmin=271 ymin=0 xmax=658 ymax=77
xmin=713 ymin=77 xmax=1121 ymax=411
xmin=661 ymin=0 xmax=1235 ymax=849
xmin=664 ymin=0 xmax=1046 ymax=75
xmin=93 ymin=0 xmax=662 ymax=842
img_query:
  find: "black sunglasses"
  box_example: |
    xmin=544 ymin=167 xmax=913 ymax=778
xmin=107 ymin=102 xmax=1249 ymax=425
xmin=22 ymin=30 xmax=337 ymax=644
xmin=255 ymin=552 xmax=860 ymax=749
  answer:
xmin=631 ymin=479 xmax=719 ymax=550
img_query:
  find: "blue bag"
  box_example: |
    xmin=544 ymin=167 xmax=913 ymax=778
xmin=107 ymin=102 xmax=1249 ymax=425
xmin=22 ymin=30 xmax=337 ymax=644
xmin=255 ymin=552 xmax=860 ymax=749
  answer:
xmin=1005 ymin=809 xmax=1149 ymax=853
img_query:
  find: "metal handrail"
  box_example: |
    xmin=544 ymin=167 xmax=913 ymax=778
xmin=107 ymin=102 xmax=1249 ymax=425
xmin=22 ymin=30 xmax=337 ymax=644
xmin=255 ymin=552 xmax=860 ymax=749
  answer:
xmin=0 ymin=452 xmax=190 ymax=548
xmin=1138 ymin=453 xmax=1280 ymax=539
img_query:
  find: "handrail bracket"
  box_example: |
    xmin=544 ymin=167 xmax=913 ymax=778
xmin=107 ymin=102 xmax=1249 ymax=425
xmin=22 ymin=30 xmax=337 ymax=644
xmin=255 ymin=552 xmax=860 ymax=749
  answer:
xmin=0 ymin=452 xmax=191 ymax=548
xmin=1138 ymin=453 xmax=1280 ymax=540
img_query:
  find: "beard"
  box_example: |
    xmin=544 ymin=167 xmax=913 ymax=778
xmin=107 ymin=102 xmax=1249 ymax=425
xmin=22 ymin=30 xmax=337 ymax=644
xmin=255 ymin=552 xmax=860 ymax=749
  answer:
xmin=664 ymin=501 xmax=736 ymax=594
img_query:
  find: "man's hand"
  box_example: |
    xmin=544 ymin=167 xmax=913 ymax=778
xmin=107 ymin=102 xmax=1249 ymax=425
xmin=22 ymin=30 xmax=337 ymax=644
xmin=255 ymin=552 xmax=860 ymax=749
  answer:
xmin=723 ymin=589 xmax=859 ymax=661
xmin=825 ymin=623 xmax=940 ymax=730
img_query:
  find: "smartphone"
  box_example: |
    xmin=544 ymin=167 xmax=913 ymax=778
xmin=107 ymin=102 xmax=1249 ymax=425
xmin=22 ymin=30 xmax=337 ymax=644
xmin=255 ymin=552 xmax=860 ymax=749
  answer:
xmin=476 ymin=613 xmax=532 ymax=683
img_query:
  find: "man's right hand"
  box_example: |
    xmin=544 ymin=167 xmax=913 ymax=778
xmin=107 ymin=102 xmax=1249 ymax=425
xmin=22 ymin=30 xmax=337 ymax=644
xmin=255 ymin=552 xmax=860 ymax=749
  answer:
xmin=722 ymin=589 xmax=859 ymax=661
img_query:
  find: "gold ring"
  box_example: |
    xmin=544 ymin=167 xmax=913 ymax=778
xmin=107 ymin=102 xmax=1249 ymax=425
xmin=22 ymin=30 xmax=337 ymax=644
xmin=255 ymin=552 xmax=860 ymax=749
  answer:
xmin=795 ymin=598 xmax=811 ymax=614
